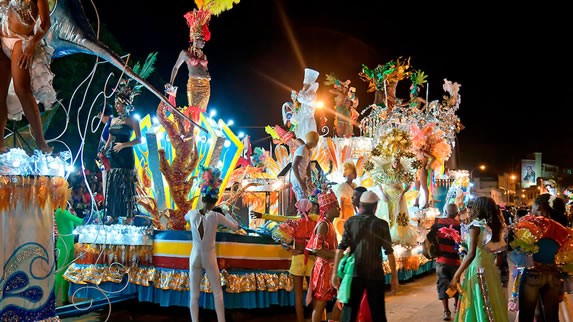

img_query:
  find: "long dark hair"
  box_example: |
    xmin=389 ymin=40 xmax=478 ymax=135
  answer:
xmin=533 ymin=193 xmax=553 ymax=216
xmin=470 ymin=196 xmax=504 ymax=242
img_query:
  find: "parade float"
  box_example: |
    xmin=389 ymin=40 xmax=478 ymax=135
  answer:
xmin=0 ymin=0 xmax=468 ymax=317
xmin=0 ymin=151 xmax=71 ymax=321
xmin=60 ymin=0 xmax=304 ymax=311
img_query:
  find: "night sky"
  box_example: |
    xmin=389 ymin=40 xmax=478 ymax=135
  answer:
xmin=83 ymin=0 xmax=570 ymax=174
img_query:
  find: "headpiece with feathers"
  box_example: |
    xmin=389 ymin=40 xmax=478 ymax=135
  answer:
xmin=194 ymin=0 xmax=241 ymax=16
xmin=115 ymin=52 xmax=158 ymax=106
xmin=364 ymin=128 xmax=420 ymax=185
xmin=200 ymin=165 xmax=222 ymax=201
xmin=184 ymin=8 xmax=212 ymax=42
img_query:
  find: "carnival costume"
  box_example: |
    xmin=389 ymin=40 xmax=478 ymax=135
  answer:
xmin=410 ymin=123 xmax=452 ymax=207
xmin=104 ymin=82 xmax=137 ymax=219
xmin=366 ymin=128 xmax=420 ymax=246
xmin=282 ymin=68 xmax=320 ymax=139
xmin=258 ymin=199 xmax=319 ymax=277
xmin=510 ymin=213 xmax=573 ymax=321
xmin=103 ymin=54 xmax=155 ymax=219
xmin=324 ymin=74 xmax=359 ymax=138
xmin=185 ymin=167 xmax=239 ymax=322
xmin=307 ymin=189 xmax=338 ymax=301
xmin=333 ymin=161 xmax=356 ymax=240
xmin=455 ymin=219 xmax=508 ymax=322
xmin=169 ymin=7 xmax=211 ymax=121
xmin=0 ymin=0 xmax=57 ymax=120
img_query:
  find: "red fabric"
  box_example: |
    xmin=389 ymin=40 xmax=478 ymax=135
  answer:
xmin=307 ymin=219 xmax=338 ymax=301
xmin=279 ymin=215 xmax=317 ymax=243
xmin=357 ymin=289 xmax=372 ymax=322
xmin=94 ymin=193 xmax=105 ymax=207
xmin=318 ymin=190 xmax=338 ymax=216
xmin=152 ymin=256 xmax=291 ymax=270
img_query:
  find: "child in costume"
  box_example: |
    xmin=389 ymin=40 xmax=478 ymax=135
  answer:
xmin=306 ymin=189 xmax=341 ymax=322
xmin=185 ymin=167 xmax=239 ymax=322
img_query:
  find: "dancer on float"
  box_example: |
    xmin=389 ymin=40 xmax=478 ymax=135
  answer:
xmin=0 ymin=0 xmax=56 ymax=153
xmin=368 ymin=128 xmax=419 ymax=245
xmin=185 ymin=166 xmax=239 ymax=322
xmin=410 ymin=123 xmax=451 ymax=209
xmin=333 ymin=161 xmax=357 ymax=241
xmin=284 ymin=68 xmax=320 ymax=140
xmin=291 ymin=130 xmax=320 ymax=201
xmin=449 ymin=196 xmax=508 ymax=322
xmin=170 ymin=7 xmax=211 ymax=121
xmin=101 ymin=79 xmax=142 ymax=223
xmin=306 ymin=188 xmax=341 ymax=322
xmin=325 ymin=74 xmax=358 ymax=138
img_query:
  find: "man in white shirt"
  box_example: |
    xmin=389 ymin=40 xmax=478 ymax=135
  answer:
xmin=291 ymin=131 xmax=319 ymax=201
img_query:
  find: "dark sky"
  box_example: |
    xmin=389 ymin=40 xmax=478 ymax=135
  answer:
xmin=87 ymin=0 xmax=571 ymax=174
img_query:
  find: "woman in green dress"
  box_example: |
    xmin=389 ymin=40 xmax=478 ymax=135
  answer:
xmin=450 ymin=196 xmax=508 ymax=322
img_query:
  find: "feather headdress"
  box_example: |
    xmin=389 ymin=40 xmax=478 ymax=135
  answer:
xmin=195 ymin=0 xmax=241 ymax=16
xmin=115 ymin=52 xmax=158 ymax=106
xmin=364 ymin=128 xmax=420 ymax=185
xmin=184 ymin=8 xmax=212 ymax=42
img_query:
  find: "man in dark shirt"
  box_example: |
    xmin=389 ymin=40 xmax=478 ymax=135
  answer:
xmin=332 ymin=191 xmax=398 ymax=322
xmin=430 ymin=203 xmax=461 ymax=321
xmin=351 ymin=186 xmax=367 ymax=213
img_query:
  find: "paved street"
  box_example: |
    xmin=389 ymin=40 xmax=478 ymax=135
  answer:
xmin=61 ymin=272 xmax=519 ymax=321
xmin=62 ymin=272 xmax=450 ymax=322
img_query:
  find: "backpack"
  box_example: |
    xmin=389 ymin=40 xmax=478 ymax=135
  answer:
xmin=422 ymin=225 xmax=440 ymax=260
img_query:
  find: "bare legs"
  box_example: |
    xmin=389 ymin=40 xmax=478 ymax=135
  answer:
xmin=416 ymin=168 xmax=429 ymax=208
xmin=10 ymin=41 xmax=52 ymax=153
xmin=0 ymin=48 xmax=10 ymax=153
xmin=312 ymin=300 xmax=327 ymax=322
xmin=293 ymin=275 xmax=306 ymax=322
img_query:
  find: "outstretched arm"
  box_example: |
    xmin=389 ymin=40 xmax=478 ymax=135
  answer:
xmin=170 ymin=50 xmax=188 ymax=85
xmin=218 ymin=212 xmax=239 ymax=231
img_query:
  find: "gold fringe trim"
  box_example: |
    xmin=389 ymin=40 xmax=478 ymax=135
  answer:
xmin=64 ymin=263 xmax=294 ymax=293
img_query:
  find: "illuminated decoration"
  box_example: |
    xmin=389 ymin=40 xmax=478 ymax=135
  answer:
xmin=134 ymin=108 xmax=243 ymax=229
xmin=359 ymin=58 xmax=462 ymax=150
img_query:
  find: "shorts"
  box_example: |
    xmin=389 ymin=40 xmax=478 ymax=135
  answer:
xmin=436 ymin=262 xmax=459 ymax=300
xmin=292 ymin=184 xmax=307 ymax=201
xmin=289 ymin=254 xmax=315 ymax=277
